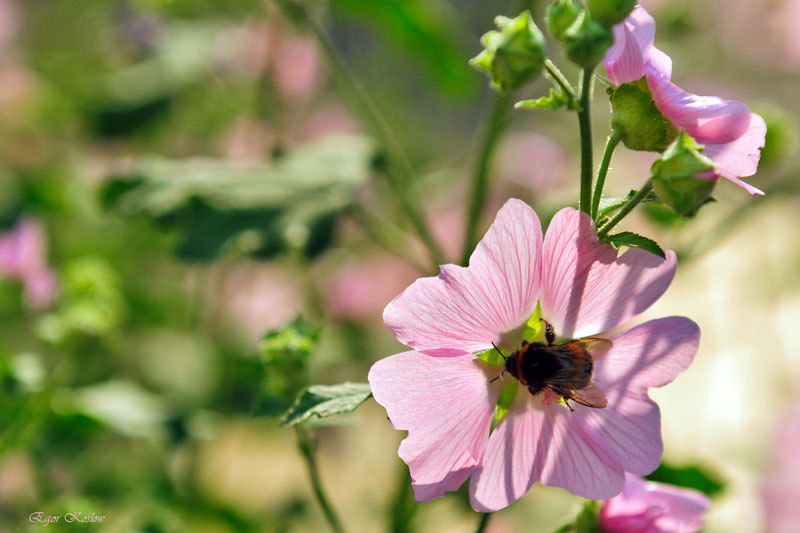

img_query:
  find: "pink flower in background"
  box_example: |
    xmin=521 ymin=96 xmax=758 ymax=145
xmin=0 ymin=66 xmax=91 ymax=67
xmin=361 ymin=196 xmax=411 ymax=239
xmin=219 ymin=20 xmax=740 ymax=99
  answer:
xmin=600 ymin=474 xmax=710 ymax=533
xmin=763 ymin=402 xmax=800 ymax=533
xmin=369 ymin=199 xmax=699 ymax=511
xmin=604 ymin=6 xmax=766 ymax=195
xmin=0 ymin=218 xmax=56 ymax=309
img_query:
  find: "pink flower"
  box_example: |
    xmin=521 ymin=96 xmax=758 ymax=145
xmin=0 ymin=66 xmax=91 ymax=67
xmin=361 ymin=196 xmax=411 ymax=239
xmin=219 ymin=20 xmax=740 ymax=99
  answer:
xmin=604 ymin=6 xmax=766 ymax=195
xmin=763 ymin=402 xmax=800 ymax=533
xmin=600 ymin=474 xmax=710 ymax=533
xmin=368 ymin=199 xmax=699 ymax=511
xmin=0 ymin=218 xmax=56 ymax=309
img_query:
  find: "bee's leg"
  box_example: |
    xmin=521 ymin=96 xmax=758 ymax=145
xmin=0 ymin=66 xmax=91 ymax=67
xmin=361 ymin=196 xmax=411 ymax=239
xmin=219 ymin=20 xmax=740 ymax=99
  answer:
xmin=540 ymin=319 xmax=556 ymax=345
xmin=563 ymin=397 xmax=575 ymax=412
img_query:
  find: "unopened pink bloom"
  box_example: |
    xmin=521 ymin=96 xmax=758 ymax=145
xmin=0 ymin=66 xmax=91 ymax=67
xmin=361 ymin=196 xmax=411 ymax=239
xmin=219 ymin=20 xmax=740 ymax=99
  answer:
xmin=0 ymin=218 xmax=56 ymax=309
xmin=369 ymin=199 xmax=699 ymax=511
xmin=600 ymin=474 xmax=710 ymax=533
xmin=604 ymin=6 xmax=766 ymax=195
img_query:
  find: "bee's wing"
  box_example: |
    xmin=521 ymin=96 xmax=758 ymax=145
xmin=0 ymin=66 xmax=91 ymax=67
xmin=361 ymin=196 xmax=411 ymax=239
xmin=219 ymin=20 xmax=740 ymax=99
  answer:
xmin=569 ymin=383 xmax=608 ymax=409
xmin=578 ymin=337 xmax=613 ymax=361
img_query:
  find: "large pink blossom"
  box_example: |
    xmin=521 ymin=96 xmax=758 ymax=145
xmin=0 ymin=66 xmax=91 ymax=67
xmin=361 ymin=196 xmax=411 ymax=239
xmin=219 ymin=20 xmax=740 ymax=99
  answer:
xmin=600 ymin=474 xmax=710 ymax=533
xmin=604 ymin=6 xmax=766 ymax=195
xmin=0 ymin=218 xmax=56 ymax=309
xmin=368 ymin=199 xmax=699 ymax=511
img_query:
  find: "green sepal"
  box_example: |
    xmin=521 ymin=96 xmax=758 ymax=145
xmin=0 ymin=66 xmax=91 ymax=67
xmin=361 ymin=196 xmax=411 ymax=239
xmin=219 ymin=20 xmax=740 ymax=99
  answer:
xmin=523 ymin=301 xmax=543 ymax=341
xmin=470 ymin=10 xmax=547 ymax=91
xmin=515 ymin=88 xmax=569 ymax=111
xmin=651 ymin=131 xmax=717 ymax=217
xmin=605 ymin=231 xmax=666 ymax=259
xmin=609 ymin=77 xmax=678 ymax=152
xmin=475 ymin=346 xmax=505 ymax=366
xmin=281 ymin=382 xmax=372 ymax=426
xmin=587 ymin=0 xmax=636 ymax=27
xmin=562 ymin=11 xmax=614 ymax=68
xmin=494 ymin=382 xmax=518 ymax=425
xmin=546 ymin=0 xmax=583 ymax=40
xmin=575 ymin=500 xmax=601 ymax=533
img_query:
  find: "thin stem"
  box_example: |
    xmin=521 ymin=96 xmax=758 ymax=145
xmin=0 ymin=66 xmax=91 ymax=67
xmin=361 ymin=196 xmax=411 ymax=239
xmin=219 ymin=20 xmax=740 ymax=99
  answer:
xmin=274 ymin=0 xmax=446 ymax=268
xmin=461 ymin=91 xmax=513 ymax=265
xmin=591 ymin=131 xmax=623 ymax=220
xmin=577 ymin=68 xmax=595 ymax=214
xmin=544 ymin=59 xmax=578 ymax=103
xmin=351 ymin=205 xmax=429 ymax=274
xmin=295 ymin=426 xmax=346 ymax=533
xmin=475 ymin=512 xmax=493 ymax=533
xmin=596 ymin=180 xmax=653 ymax=238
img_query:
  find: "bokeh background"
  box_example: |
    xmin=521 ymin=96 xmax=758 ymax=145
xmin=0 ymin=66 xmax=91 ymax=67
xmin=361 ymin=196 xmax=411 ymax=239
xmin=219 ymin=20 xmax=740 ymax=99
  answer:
xmin=0 ymin=0 xmax=798 ymax=531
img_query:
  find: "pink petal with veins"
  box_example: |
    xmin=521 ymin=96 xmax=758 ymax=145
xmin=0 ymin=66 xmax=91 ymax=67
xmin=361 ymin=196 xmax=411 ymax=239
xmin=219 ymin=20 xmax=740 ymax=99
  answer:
xmin=368 ymin=351 xmax=500 ymax=500
xmin=383 ymin=199 xmax=542 ymax=356
xmin=540 ymin=208 xmax=676 ymax=339
xmin=469 ymin=395 xmax=624 ymax=511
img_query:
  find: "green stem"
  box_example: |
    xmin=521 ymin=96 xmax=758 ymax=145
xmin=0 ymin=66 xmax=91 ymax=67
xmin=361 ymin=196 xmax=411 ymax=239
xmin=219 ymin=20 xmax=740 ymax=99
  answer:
xmin=544 ymin=59 xmax=578 ymax=104
xmin=295 ymin=426 xmax=346 ymax=533
xmin=577 ymin=68 xmax=595 ymax=214
xmin=461 ymin=91 xmax=513 ymax=265
xmin=274 ymin=0 xmax=446 ymax=268
xmin=596 ymin=180 xmax=653 ymax=238
xmin=591 ymin=131 xmax=623 ymax=220
xmin=475 ymin=512 xmax=492 ymax=533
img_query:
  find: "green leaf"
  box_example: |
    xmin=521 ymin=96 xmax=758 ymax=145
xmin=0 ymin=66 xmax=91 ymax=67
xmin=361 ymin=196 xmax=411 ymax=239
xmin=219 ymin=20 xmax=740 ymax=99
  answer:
xmin=605 ymin=231 xmax=666 ymax=259
xmin=598 ymin=189 xmax=659 ymax=217
xmin=281 ymin=382 xmax=373 ymax=426
xmin=646 ymin=462 xmax=726 ymax=497
xmin=329 ymin=0 xmax=475 ymax=94
xmin=102 ymin=134 xmax=375 ymax=260
xmin=523 ymin=301 xmax=543 ymax=340
xmin=494 ymin=382 xmax=518 ymax=425
xmin=515 ymin=88 xmax=568 ymax=111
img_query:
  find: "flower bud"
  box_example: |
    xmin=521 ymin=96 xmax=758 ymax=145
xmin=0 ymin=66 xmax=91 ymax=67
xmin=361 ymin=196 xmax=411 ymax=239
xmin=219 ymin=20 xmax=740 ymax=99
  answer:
xmin=651 ymin=131 xmax=716 ymax=217
xmin=470 ymin=10 xmax=547 ymax=91
xmin=587 ymin=0 xmax=636 ymax=27
xmin=546 ymin=0 xmax=583 ymax=40
xmin=609 ymin=77 xmax=678 ymax=152
xmin=562 ymin=11 xmax=614 ymax=68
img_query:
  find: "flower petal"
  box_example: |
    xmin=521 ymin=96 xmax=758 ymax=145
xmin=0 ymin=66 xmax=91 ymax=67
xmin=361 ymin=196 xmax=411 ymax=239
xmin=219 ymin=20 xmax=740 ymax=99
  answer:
xmin=469 ymin=395 xmax=624 ymax=511
xmin=703 ymin=112 xmax=766 ymax=190
xmin=540 ymin=208 xmax=677 ymax=339
xmin=600 ymin=474 xmax=710 ymax=533
xmin=605 ymin=6 xmax=672 ymax=85
xmin=383 ymin=199 xmax=542 ymax=356
xmin=368 ymin=351 xmax=501 ymax=501
xmin=579 ymin=317 xmax=700 ymax=475
xmin=646 ymin=65 xmax=751 ymax=144
xmin=605 ymin=21 xmax=645 ymax=85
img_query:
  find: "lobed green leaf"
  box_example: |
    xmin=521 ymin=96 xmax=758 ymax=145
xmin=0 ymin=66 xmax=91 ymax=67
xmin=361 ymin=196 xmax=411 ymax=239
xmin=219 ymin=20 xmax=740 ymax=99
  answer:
xmin=281 ymin=382 xmax=373 ymax=427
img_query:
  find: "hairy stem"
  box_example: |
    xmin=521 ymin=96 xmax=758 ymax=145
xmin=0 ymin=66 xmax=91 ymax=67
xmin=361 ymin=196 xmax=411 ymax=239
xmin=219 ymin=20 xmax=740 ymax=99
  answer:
xmin=274 ymin=0 xmax=446 ymax=268
xmin=578 ymin=68 xmax=596 ymax=214
xmin=544 ymin=59 xmax=578 ymax=104
xmin=596 ymin=180 xmax=653 ymax=238
xmin=475 ymin=512 xmax=493 ymax=533
xmin=461 ymin=91 xmax=514 ymax=265
xmin=296 ymin=426 xmax=346 ymax=533
xmin=591 ymin=131 xmax=623 ymax=220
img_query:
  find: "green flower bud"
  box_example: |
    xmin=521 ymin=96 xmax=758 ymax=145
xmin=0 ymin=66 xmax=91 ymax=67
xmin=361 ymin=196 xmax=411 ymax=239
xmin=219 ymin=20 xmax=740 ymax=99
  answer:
xmin=470 ymin=10 xmax=547 ymax=91
xmin=546 ymin=0 xmax=583 ymax=40
xmin=587 ymin=0 xmax=636 ymax=27
xmin=562 ymin=11 xmax=614 ymax=68
xmin=650 ymin=131 xmax=717 ymax=217
xmin=609 ymin=77 xmax=678 ymax=152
